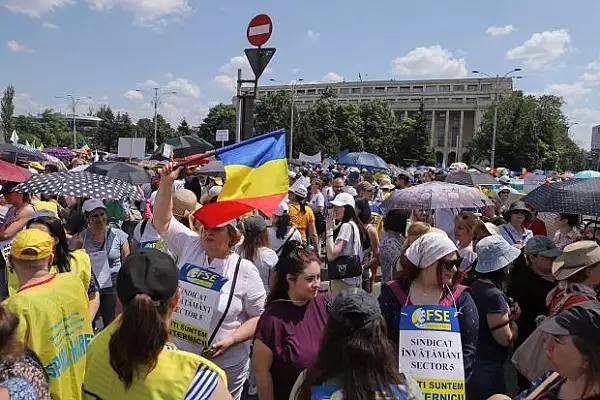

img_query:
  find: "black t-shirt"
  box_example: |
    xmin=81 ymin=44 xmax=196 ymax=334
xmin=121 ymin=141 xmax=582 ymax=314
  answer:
xmin=470 ymin=279 xmax=510 ymax=362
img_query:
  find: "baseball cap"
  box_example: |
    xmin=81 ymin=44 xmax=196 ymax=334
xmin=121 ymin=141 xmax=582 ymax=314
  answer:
xmin=525 ymin=236 xmax=563 ymax=258
xmin=288 ymin=170 xmax=297 ymax=179
xmin=82 ymin=199 xmax=106 ymax=213
xmin=540 ymin=301 xmax=600 ymax=346
xmin=499 ymin=175 xmax=510 ymax=184
xmin=10 ymin=229 xmax=54 ymax=261
xmin=357 ymin=181 xmax=373 ymax=192
xmin=330 ymin=288 xmax=381 ymax=330
xmin=243 ymin=215 xmax=267 ymax=235
xmin=273 ymin=200 xmax=289 ymax=217
xmin=330 ymin=192 xmax=356 ymax=208
xmin=117 ymin=248 xmax=179 ymax=306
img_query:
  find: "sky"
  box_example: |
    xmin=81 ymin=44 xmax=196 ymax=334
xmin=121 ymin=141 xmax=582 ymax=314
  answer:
xmin=2 ymin=0 xmax=600 ymax=149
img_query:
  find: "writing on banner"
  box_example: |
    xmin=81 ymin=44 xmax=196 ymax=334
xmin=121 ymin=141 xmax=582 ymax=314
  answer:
xmin=169 ymin=263 xmax=228 ymax=352
xmin=310 ymin=385 xmax=407 ymax=400
xmin=0 ymin=238 xmax=13 ymax=262
xmin=399 ymin=305 xmax=465 ymax=400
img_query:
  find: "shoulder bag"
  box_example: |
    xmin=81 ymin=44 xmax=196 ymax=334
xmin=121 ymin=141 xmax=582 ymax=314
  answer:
xmin=327 ymin=223 xmax=362 ymax=280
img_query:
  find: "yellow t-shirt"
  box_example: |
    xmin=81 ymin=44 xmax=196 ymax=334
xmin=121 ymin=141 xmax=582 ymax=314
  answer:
xmin=288 ymin=204 xmax=315 ymax=243
xmin=3 ymin=273 xmax=93 ymax=400
xmin=7 ymin=249 xmax=93 ymax=297
xmin=31 ymin=200 xmax=59 ymax=216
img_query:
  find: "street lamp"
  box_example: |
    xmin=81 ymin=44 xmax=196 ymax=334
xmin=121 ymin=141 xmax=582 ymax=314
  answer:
xmin=54 ymin=94 xmax=92 ymax=149
xmin=134 ymin=87 xmax=177 ymax=150
xmin=269 ymin=78 xmax=304 ymax=159
xmin=471 ymin=68 xmax=521 ymax=168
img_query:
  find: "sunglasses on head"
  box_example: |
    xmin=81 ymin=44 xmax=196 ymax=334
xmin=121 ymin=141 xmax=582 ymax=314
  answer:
xmin=440 ymin=258 xmax=462 ymax=271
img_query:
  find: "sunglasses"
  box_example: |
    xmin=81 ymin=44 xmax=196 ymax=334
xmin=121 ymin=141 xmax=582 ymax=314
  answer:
xmin=440 ymin=258 xmax=462 ymax=271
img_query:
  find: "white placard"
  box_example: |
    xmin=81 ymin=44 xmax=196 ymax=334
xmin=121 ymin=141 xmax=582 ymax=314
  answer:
xmin=215 ymin=129 xmax=229 ymax=142
xmin=299 ymin=151 xmax=322 ymax=164
xmin=162 ymin=143 xmax=174 ymax=159
xmin=117 ymin=137 xmax=146 ymax=159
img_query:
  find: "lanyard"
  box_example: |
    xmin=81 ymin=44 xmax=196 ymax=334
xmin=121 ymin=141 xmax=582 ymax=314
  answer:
xmin=84 ymin=228 xmax=109 ymax=252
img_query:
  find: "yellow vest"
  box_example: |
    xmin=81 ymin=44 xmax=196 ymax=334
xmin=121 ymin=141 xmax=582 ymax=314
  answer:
xmin=7 ymin=249 xmax=92 ymax=297
xmin=83 ymin=318 xmax=227 ymax=400
xmin=3 ymin=273 xmax=93 ymax=400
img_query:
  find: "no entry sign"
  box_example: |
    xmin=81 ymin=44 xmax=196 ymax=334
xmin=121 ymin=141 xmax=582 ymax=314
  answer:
xmin=247 ymin=14 xmax=272 ymax=47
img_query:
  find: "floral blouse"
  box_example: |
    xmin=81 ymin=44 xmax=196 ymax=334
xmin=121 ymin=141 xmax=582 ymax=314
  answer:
xmin=553 ymin=228 xmax=582 ymax=250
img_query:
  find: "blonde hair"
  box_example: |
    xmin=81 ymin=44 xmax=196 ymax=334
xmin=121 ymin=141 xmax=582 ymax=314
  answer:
xmin=405 ymin=222 xmax=431 ymax=248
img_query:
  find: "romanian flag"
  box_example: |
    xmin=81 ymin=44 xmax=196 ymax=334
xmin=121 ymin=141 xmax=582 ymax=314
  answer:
xmin=79 ymin=138 xmax=90 ymax=152
xmin=193 ymin=129 xmax=288 ymax=228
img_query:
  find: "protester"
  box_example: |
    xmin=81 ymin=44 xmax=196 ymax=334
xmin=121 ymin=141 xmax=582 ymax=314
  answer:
xmin=288 ymin=185 xmax=319 ymax=251
xmin=379 ymin=209 xmax=409 ymax=283
xmin=523 ymin=202 xmax=548 ymax=237
xmin=468 ymin=235 xmax=521 ymax=399
xmin=493 ymin=187 xmax=512 ymax=215
xmin=78 ymin=199 xmax=131 ymax=327
xmin=553 ymin=213 xmax=582 ymax=250
xmin=267 ymin=201 xmax=301 ymax=256
xmin=404 ymin=221 xmax=432 ymax=248
xmin=357 ymin=181 xmax=384 ymax=237
xmin=325 ymin=193 xmax=365 ymax=294
xmin=308 ymin=179 xmax=325 ymax=214
xmin=0 ymin=305 xmax=51 ymax=399
xmin=254 ymin=242 xmax=329 ymax=400
xmin=331 ymin=177 xmax=345 ymax=197
xmin=4 ymin=229 xmax=93 ymax=399
xmin=378 ymin=232 xmax=479 ymax=381
xmin=454 ymin=211 xmax=478 ymax=272
xmin=83 ymin=248 xmax=230 ymax=400
xmin=395 ymin=173 xmax=412 ymax=189
xmin=500 ymin=201 xmax=533 ymax=248
xmin=238 ymin=215 xmax=278 ymax=295
xmin=290 ymin=289 xmax=422 ymax=400
xmin=355 ymin=197 xmax=380 ymax=292
xmin=153 ymin=162 xmax=266 ymax=400
xmin=481 ymin=203 xmax=506 ymax=226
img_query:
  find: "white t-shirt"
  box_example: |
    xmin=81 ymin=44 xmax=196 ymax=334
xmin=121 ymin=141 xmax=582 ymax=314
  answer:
xmin=268 ymin=226 xmax=302 ymax=255
xmin=457 ymin=245 xmax=477 ymax=272
xmin=160 ymin=217 xmax=266 ymax=370
xmin=337 ymin=221 xmax=361 ymax=257
xmin=239 ymin=247 xmax=278 ymax=295
xmin=133 ymin=218 xmax=177 ymax=262
xmin=309 ymin=192 xmax=325 ymax=213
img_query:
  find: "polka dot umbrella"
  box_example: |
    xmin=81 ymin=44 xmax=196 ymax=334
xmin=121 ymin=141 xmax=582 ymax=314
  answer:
xmin=13 ymin=171 xmax=144 ymax=201
xmin=522 ymin=178 xmax=600 ymax=217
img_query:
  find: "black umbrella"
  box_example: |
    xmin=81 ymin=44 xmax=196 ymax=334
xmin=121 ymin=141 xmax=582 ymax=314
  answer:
xmin=0 ymin=143 xmax=47 ymax=163
xmin=522 ymin=178 xmax=600 ymax=216
xmin=13 ymin=171 xmax=144 ymax=201
xmin=151 ymin=135 xmax=214 ymax=160
xmin=443 ymin=171 xmax=497 ymax=186
xmin=87 ymin=161 xmax=151 ymax=185
xmin=195 ymin=160 xmax=225 ymax=177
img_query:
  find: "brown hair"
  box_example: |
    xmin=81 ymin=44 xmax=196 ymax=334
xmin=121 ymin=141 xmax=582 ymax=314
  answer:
xmin=241 ymin=228 xmax=270 ymax=261
xmin=572 ymin=335 xmax=600 ymax=395
xmin=455 ymin=212 xmax=477 ymax=235
xmin=0 ymin=306 xmax=23 ymax=358
xmin=472 ymin=220 xmax=492 ymax=242
xmin=109 ymin=294 xmax=170 ymax=389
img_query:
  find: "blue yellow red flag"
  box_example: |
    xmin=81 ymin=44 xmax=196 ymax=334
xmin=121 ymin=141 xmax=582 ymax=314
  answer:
xmin=79 ymin=138 xmax=90 ymax=152
xmin=193 ymin=129 xmax=288 ymax=228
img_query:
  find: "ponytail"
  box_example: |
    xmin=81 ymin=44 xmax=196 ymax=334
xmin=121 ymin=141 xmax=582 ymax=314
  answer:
xmin=109 ymin=294 xmax=169 ymax=389
xmin=298 ymin=198 xmax=307 ymax=214
xmin=275 ymin=214 xmax=291 ymax=239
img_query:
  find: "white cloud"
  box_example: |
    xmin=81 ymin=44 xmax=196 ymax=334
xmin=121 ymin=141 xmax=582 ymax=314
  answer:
xmin=86 ymin=0 xmax=192 ymax=29
xmin=505 ymin=29 xmax=570 ymax=70
xmin=580 ymin=71 xmax=600 ymax=86
xmin=13 ymin=92 xmax=41 ymax=115
xmin=486 ymin=25 xmax=516 ymax=36
xmin=124 ymin=90 xmax=144 ymax=102
xmin=164 ymin=77 xmax=200 ymax=98
xmin=3 ymin=0 xmax=73 ymax=17
xmin=307 ymin=30 xmax=320 ymax=40
xmin=212 ymin=75 xmax=237 ymax=92
xmin=213 ymin=54 xmax=272 ymax=92
xmin=321 ymin=72 xmax=343 ymax=82
xmin=539 ymin=83 xmax=591 ymax=105
xmin=7 ymin=40 xmax=33 ymax=53
xmin=568 ymin=108 xmax=600 ymax=149
xmin=585 ymin=60 xmax=600 ymax=71
xmin=42 ymin=22 xmax=58 ymax=28
xmin=391 ymin=45 xmax=467 ymax=78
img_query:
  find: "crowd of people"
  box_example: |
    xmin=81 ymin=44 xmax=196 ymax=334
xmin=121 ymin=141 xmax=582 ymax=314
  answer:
xmin=0 ymin=155 xmax=598 ymax=400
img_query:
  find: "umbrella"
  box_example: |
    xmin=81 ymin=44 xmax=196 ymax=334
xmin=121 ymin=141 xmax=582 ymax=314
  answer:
xmin=195 ymin=160 xmax=225 ymax=177
xmin=0 ymin=159 xmax=32 ymax=182
xmin=444 ymin=171 xmax=497 ymax=186
xmin=86 ymin=161 xmax=151 ymax=185
xmin=151 ymin=135 xmax=214 ymax=160
xmin=0 ymin=143 xmax=47 ymax=163
xmin=13 ymin=171 xmax=144 ymax=201
xmin=522 ymin=178 xmax=600 ymax=217
xmin=574 ymin=170 xmax=600 ymax=179
xmin=69 ymin=164 xmax=89 ymax=172
xmin=337 ymin=151 xmax=388 ymax=171
xmin=43 ymin=147 xmax=76 ymax=160
xmin=381 ymin=181 xmax=493 ymax=210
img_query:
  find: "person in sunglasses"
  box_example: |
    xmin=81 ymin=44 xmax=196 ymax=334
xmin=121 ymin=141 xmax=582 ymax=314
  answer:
xmin=378 ymin=232 xmax=479 ymax=383
xmin=467 ymin=235 xmax=522 ymax=399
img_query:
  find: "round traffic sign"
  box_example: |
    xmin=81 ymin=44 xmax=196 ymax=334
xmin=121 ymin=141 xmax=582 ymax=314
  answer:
xmin=247 ymin=14 xmax=273 ymax=47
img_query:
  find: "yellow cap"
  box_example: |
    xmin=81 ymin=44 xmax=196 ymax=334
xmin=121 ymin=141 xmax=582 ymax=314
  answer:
xmin=10 ymin=229 xmax=54 ymax=261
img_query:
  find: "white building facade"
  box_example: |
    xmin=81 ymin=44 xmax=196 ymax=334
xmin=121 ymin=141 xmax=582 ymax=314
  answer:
xmin=258 ymin=78 xmax=514 ymax=165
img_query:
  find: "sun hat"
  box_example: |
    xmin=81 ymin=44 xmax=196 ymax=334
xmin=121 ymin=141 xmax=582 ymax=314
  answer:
xmin=405 ymin=232 xmax=457 ymax=269
xmin=330 ymin=192 xmax=356 ymax=208
xmin=330 ymin=288 xmax=381 ymax=330
xmin=290 ymin=184 xmax=307 ymax=199
xmin=552 ymin=240 xmax=600 ymax=281
xmin=273 ymin=201 xmax=289 ymax=217
xmin=0 ymin=182 xmax=19 ymax=196
xmin=380 ymin=184 xmax=395 ymax=190
xmin=243 ymin=215 xmax=267 ymax=236
xmin=499 ymin=175 xmax=510 ymax=184
xmin=208 ymin=185 xmax=222 ymax=198
xmin=82 ymin=199 xmax=106 ymax=213
xmin=117 ymin=248 xmax=179 ymax=307
xmin=173 ymin=189 xmax=200 ymax=218
xmin=357 ymin=181 xmax=373 ymax=193
xmin=540 ymin=301 xmax=600 ymax=346
xmin=475 ymin=235 xmax=521 ymax=273
xmin=10 ymin=229 xmax=54 ymax=261
xmin=484 ymin=222 xmax=500 ymax=236
xmin=503 ymin=201 xmax=533 ymax=222
xmin=525 ymin=236 xmax=563 ymax=258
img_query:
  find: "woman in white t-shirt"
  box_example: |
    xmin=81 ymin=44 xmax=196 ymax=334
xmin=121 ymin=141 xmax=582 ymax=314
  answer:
xmin=268 ymin=201 xmax=302 ymax=256
xmin=325 ymin=193 xmax=367 ymax=295
xmin=238 ymin=215 xmax=278 ymax=295
xmin=309 ymin=180 xmax=325 ymax=214
xmin=153 ymin=162 xmax=266 ymax=400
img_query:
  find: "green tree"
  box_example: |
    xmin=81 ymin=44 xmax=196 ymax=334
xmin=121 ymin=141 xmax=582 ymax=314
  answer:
xmin=294 ymin=97 xmax=340 ymax=157
xmin=359 ymin=100 xmax=399 ymax=162
xmin=254 ymin=90 xmax=291 ymax=135
xmin=1 ymin=86 xmax=16 ymax=142
xmin=94 ymin=105 xmax=117 ymax=151
xmin=398 ymin=101 xmax=435 ymax=165
xmin=177 ymin=118 xmax=192 ymax=136
xmin=136 ymin=118 xmax=155 ymax=153
xmin=335 ymin=103 xmax=364 ymax=151
xmin=199 ymin=103 xmax=236 ymax=147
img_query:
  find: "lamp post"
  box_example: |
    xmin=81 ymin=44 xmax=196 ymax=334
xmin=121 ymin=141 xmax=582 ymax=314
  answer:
xmin=134 ymin=87 xmax=177 ymax=150
xmin=269 ymin=78 xmax=304 ymax=159
xmin=54 ymin=94 xmax=92 ymax=148
xmin=472 ymin=68 xmax=522 ymax=168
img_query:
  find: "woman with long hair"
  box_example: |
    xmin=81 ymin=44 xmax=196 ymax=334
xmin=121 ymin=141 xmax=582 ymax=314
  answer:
xmin=454 ymin=211 xmax=478 ymax=272
xmin=290 ymin=289 xmax=422 ymax=399
xmin=267 ymin=201 xmax=301 ymax=256
xmin=253 ymin=241 xmax=330 ymax=400
xmin=325 ymin=193 xmax=368 ymax=294
xmin=288 ymin=185 xmax=319 ymax=253
xmin=355 ymin=197 xmax=380 ymax=293
xmin=238 ymin=215 xmax=278 ymax=295
xmin=83 ymin=248 xmax=231 ymax=399
xmin=379 ymin=209 xmax=409 ymax=283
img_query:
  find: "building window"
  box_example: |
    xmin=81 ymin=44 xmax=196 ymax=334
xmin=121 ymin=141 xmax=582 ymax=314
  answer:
xmin=318 ymin=88 xmax=325 ymax=94
xmin=363 ymin=87 xmax=373 ymax=94
xmin=465 ymin=97 xmax=477 ymax=103
xmin=307 ymin=89 xmax=316 ymax=95
xmin=399 ymin=98 xmax=410 ymax=102
xmin=375 ymin=87 xmax=385 ymax=93
xmin=437 ymin=98 xmax=450 ymax=103
xmin=467 ymin=84 xmax=478 ymax=92
xmin=439 ymin=85 xmax=451 ymax=92
xmin=479 ymin=96 xmax=491 ymax=101
xmin=480 ymin=83 xmax=493 ymax=92
xmin=387 ymin=87 xmax=398 ymax=93
xmin=424 ymin=98 xmax=435 ymax=103
xmin=425 ymin=85 xmax=438 ymax=92
xmin=453 ymin=85 xmax=465 ymax=92
xmin=411 ymin=98 xmax=422 ymax=102
xmin=399 ymin=86 xmax=411 ymax=93
xmin=339 ymin=88 xmax=350 ymax=94
xmin=351 ymin=88 xmax=361 ymax=94
xmin=413 ymin=86 xmax=423 ymax=93
xmin=451 ymin=97 xmax=463 ymax=102
xmin=435 ymin=111 xmax=446 ymax=147
xmin=296 ymin=89 xmax=305 ymax=95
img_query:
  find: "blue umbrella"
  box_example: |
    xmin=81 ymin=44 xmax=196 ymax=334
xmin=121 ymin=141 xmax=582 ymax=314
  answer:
xmin=337 ymin=151 xmax=388 ymax=171
xmin=574 ymin=170 xmax=600 ymax=179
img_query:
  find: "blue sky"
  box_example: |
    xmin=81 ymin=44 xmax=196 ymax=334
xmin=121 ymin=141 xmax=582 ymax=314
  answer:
xmin=2 ymin=0 xmax=600 ymax=148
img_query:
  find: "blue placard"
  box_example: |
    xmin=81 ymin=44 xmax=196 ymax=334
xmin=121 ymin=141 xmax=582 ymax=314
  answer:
xmin=399 ymin=305 xmax=460 ymax=333
xmin=311 ymin=385 xmax=408 ymax=399
xmin=179 ymin=263 xmax=228 ymax=291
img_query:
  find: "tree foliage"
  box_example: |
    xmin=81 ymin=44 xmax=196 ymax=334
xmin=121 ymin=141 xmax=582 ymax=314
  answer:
xmin=1 ymin=86 xmax=16 ymax=142
xmin=177 ymin=118 xmax=192 ymax=136
xmin=198 ymin=103 xmax=236 ymax=147
xmin=254 ymin=91 xmax=291 ymax=135
xmin=12 ymin=109 xmax=77 ymax=147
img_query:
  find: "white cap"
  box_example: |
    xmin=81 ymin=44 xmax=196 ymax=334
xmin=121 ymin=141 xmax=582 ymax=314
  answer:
xmin=345 ymin=187 xmax=358 ymax=197
xmin=208 ymin=185 xmax=222 ymax=198
xmin=291 ymin=184 xmax=308 ymax=199
xmin=330 ymin=192 xmax=356 ymax=208
xmin=82 ymin=199 xmax=106 ymax=213
xmin=274 ymin=200 xmax=289 ymax=217
xmin=499 ymin=175 xmax=510 ymax=184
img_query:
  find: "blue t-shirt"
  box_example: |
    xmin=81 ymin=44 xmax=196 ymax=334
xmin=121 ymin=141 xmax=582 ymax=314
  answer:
xmin=82 ymin=227 xmax=129 ymax=273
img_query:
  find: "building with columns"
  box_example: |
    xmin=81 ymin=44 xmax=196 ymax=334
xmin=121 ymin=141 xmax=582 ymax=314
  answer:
xmin=258 ymin=77 xmax=514 ymax=166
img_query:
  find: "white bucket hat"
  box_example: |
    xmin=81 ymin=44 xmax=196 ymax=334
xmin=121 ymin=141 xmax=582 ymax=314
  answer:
xmin=475 ymin=235 xmax=521 ymax=273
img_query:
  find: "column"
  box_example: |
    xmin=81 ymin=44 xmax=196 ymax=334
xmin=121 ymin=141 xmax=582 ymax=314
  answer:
xmin=444 ymin=110 xmax=450 ymax=152
xmin=457 ymin=110 xmax=464 ymax=161
xmin=430 ymin=110 xmax=435 ymax=148
xmin=403 ymin=110 xmax=408 ymax=119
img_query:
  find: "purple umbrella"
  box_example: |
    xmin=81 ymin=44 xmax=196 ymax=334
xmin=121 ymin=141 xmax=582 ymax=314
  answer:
xmin=43 ymin=147 xmax=75 ymax=160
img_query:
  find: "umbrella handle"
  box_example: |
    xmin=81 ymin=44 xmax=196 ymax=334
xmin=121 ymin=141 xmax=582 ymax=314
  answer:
xmin=172 ymin=150 xmax=216 ymax=168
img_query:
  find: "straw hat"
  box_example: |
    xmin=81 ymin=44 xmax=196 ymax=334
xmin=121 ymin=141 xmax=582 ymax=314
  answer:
xmin=173 ymin=189 xmax=200 ymax=218
xmin=553 ymin=240 xmax=600 ymax=281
